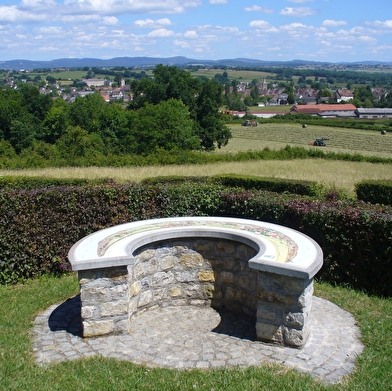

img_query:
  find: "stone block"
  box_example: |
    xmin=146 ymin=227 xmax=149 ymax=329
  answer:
xmin=100 ymin=301 xmax=128 ymax=317
xmin=283 ymin=325 xmax=310 ymax=348
xmin=152 ymin=271 xmax=175 ymax=286
xmin=179 ymin=252 xmax=204 ymax=267
xmin=257 ymin=289 xmax=293 ymax=306
xmin=134 ymin=262 xmax=146 ymax=279
xmin=136 ymin=249 xmax=155 ymax=261
xmin=203 ymin=283 xmax=215 ymax=299
xmin=159 ymin=255 xmax=177 ymax=270
xmin=138 ymin=290 xmax=153 ymax=307
xmin=198 ymin=270 xmax=215 ymax=282
xmin=255 ymin=322 xmax=283 ymax=344
xmin=285 ymin=312 xmax=305 ymax=329
xmin=81 ymin=305 xmax=98 ymax=319
xmin=216 ymin=241 xmax=236 ymax=254
xmin=147 ymin=258 xmax=158 ymax=275
xmin=237 ymin=275 xmax=255 ymax=291
xmin=219 ymin=271 xmax=234 ymax=284
xmin=170 ymin=286 xmax=182 ymax=297
xmin=129 ymin=281 xmax=141 ymax=297
xmin=225 ymin=286 xmax=246 ymax=303
xmin=83 ymin=319 xmax=114 ymax=337
xmin=194 ymin=240 xmax=214 ymax=253
xmin=175 ymin=270 xmax=197 ymax=282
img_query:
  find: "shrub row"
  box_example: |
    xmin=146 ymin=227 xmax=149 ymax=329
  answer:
xmin=356 ymin=179 xmax=392 ymax=205
xmin=1 ymin=179 xmax=391 ymax=296
xmin=2 ymin=144 xmax=392 ymax=169
xmin=0 ymin=176 xmax=109 ymax=190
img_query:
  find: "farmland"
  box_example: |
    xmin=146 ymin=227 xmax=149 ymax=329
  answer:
xmin=222 ymin=123 xmax=392 ymax=158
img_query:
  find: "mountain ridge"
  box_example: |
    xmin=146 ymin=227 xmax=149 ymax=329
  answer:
xmin=0 ymin=56 xmax=391 ymax=70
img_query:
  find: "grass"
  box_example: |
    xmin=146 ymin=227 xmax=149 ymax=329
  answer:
xmin=1 ymin=158 xmax=391 ymax=196
xmin=0 ymin=274 xmax=391 ymax=390
xmin=225 ymin=123 xmax=392 ymax=158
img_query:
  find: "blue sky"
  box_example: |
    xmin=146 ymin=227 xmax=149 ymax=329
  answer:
xmin=0 ymin=0 xmax=391 ymax=63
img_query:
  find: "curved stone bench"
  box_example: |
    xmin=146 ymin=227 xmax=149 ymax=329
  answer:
xmin=69 ymin=217 xmax=323 ymax=347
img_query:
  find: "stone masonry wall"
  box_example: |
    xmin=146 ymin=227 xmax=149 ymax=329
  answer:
xmin=78 ymin=237 xmax=314 ymax=347
xmin=128 ymin=238 xmax=259 ymax=319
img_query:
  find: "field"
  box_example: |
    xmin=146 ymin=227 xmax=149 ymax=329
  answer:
xmin=222 ymin=123 xmax=392 ymax=158
xmin=1 ymin=123 xmax=392 ymax=195
xmin=193 ymin=68 xmax=275 ymax=82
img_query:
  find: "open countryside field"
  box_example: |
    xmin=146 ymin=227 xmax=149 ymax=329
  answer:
xmin=193 ymin=68 xmax=274 ymax=82
xmin=1 ymin=123 xmax=391 ymax=196
xmin=222 ymin=123 xmax=392 ymax=158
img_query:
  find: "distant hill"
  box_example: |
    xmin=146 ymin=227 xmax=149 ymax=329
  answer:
xmin=0 ymin=56 xmax=391 ymax=70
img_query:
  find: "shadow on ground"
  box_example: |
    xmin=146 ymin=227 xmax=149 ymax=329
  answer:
xmin=48 ymin=296 xmax=257 ymax=341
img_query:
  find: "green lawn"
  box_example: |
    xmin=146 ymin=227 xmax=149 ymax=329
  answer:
xmin=1 ymin=274 xmax=391 ymax=390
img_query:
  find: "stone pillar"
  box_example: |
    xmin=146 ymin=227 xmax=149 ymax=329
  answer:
xmin=78 ymin=266 xmax=129 ymax=337
xmin=256 ymin=271 xmax=313 ymax=348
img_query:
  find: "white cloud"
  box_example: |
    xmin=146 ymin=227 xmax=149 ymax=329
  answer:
xmin=102 ymin=16 xmax=119 ymax=25
xmin=20 ymin=0 xmax=56 ymax=10
xmin=35 ymin=26 xmax=63 ymax=35
xmin=134 ymin=18 xmax=172 ymax=28
xmin=249 ymin=20 xmax=279 ymax=33
xmin=365 ymin=20 xmax=392 ymax=30
xmin=209 ymin=0 xmax=228 ymax=4
xmin=147 ymin=28 xmax=175 ymax=37
xmin=243 ymin=5 xmax=274 ymax=14
xmin=184 ymin=30 xmax=198 ymax=38
xmin=288 ymin=0 xmax=314 ymax=3
xmin=280 ymin=7 xmax=316 ymax=17
xmin=62 ymin=0 xmax=201 ymax=15
xmin=322 ymin=20 xmax=347 ymax=27
xmin=0 ymin=6 xmax=47 ymax=23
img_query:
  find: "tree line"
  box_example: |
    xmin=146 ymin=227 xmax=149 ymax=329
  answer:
xmin=0 ymin=65 xmax=231 ymax=164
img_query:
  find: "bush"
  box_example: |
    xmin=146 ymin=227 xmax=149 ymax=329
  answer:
xmin=212 ymin=174 xmax=327 ymax=198
xmin=1 ymin=179 xmax=391 ymax=297
xmin=356 ymin=180 xmax=392 ymax=205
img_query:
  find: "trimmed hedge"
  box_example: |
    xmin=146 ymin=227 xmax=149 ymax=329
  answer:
xmin=356 ymin=180 xmax=392 ymax=205
xmin=0 ymin=176 xmax=110 ymax=190
xmin=212 ymin=174 xmax=326 ymax=197
xmin=1 ymin=179 xmax=391 ymax=297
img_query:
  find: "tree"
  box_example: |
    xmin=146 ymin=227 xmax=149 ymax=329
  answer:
xmin=130 ymin=99 xmax=199 ymax=154
xmin=68 ymin=92 xmax=106 ymax=133
xmin=40 ymin=99 xmax=69 ymax=144
xmin=56 ymin=126 xmax=105 ymax=159
xmin=195 ymin=80 xmax=231 ymax=150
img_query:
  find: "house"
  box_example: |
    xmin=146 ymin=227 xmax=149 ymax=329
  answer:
xmin=335 ymin=89 xmax=354 ymax=103
xmin=82 ymin=78 xmax=112 ymax=88
xmin=290 ymin=104 xmax=357 ymax=117
xmin=355 ymin=108 xmax=392 ymax=119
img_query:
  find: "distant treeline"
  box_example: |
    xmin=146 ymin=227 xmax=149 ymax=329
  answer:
xmin=0 ymin=65 xmax=232 ymax=166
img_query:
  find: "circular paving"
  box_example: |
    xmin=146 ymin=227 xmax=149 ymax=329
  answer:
xmin=32 ymin=296 xmax=363 ymax=384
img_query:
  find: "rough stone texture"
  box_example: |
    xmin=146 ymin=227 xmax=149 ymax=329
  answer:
xmin=78 ymin=238 xmax=315 ymax=347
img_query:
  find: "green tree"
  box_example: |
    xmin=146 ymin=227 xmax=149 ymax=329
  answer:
xmin=56 ymin=126 xmax=105 ymax=159
xmin=131 ymin=99 xmax=199 ymax=154
xmin=9 ymin=118 xmax=36 ymax=153
xmin=98 ymin=103 xmax=131 ymax=154
xmin=68 ymin=92 xmax=106 ymax=133
xmin=195 ymin=80 xmax=231 ymax=150
xmin=40 ymin=99 xmax=69 ymax=144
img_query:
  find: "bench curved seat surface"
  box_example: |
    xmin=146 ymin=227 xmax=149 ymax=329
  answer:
xmin=69 ymin=217 xmax=322 ymax=279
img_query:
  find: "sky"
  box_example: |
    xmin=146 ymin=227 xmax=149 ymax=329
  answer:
xmin=0 ymin=0 xmax=391 ymax=63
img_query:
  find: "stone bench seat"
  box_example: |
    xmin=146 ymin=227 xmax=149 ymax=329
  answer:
xmin=69 ymin=217 xmax=323 ymax=347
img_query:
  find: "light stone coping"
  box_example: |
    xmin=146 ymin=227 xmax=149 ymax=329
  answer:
xmin=68 ymin=217 xmax=323 ymax=279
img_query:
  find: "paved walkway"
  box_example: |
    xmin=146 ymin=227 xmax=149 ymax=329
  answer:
xmin=31 ymin=296 xmax=363 ymax=384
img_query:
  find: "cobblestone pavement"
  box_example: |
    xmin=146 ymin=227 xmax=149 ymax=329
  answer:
xmin=31 ymin=296 xmax=363 ymax=384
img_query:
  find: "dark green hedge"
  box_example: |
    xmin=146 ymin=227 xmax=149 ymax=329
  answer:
xmin=212 ymin=174 xmax=325 ymax=197
xmin=356 ymin=180 xmax=392 ymax=205
xmin=0 ymin=176 xmax=109 ymax=190
xmin=1 ymin=179 xmax=391 ymax=297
